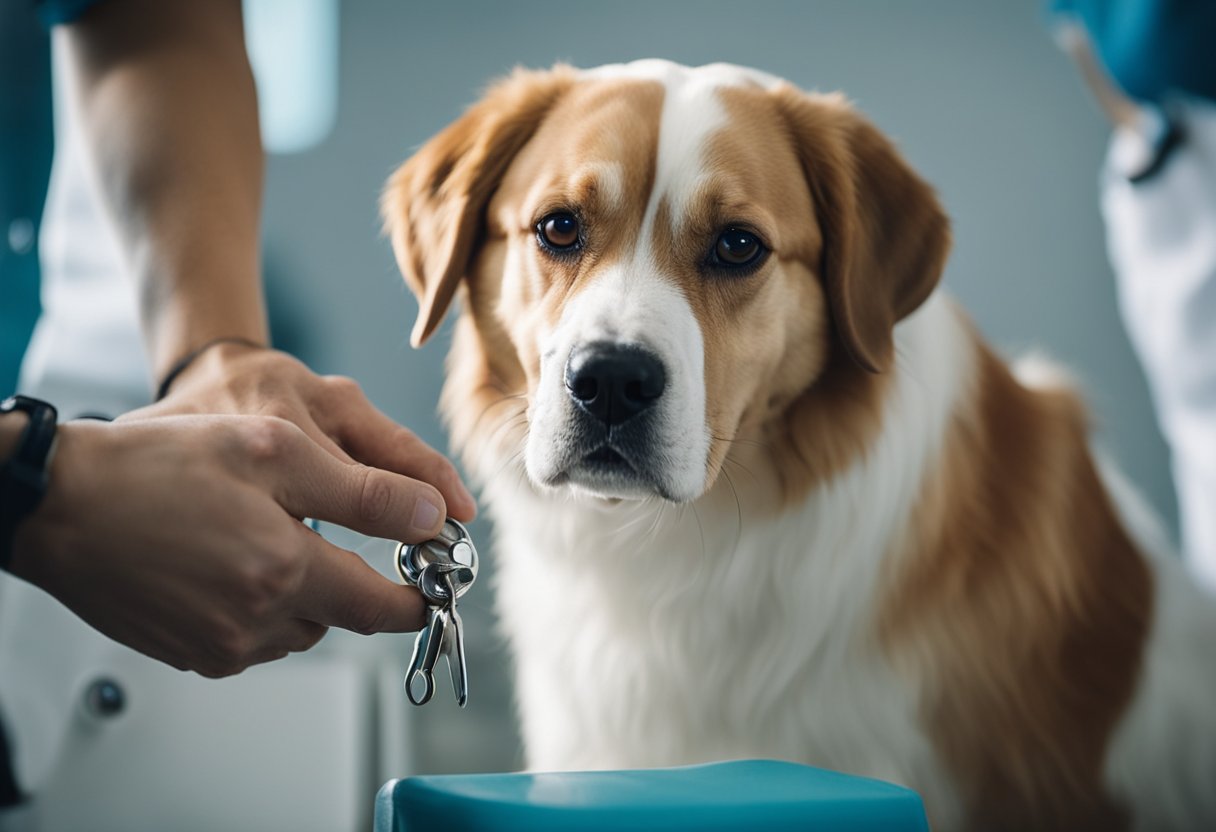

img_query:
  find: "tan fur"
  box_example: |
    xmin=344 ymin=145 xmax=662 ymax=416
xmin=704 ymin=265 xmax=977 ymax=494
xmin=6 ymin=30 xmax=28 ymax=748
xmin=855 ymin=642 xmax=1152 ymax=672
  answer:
xmin=381 ymin=66 xmax=578 ymax=347
xmin=768 ymin=86 xmax=951 ymax=374
xmin=706 ymin=86 xmax=945 ymax=500
xmin=880 ymin=340 xmax=1153 ymax=830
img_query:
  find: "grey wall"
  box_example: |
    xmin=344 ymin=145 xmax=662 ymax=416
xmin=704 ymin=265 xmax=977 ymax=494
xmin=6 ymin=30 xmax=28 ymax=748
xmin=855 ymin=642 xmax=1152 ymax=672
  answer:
xmin=260 ymin=0 xmax=1177 ymax=773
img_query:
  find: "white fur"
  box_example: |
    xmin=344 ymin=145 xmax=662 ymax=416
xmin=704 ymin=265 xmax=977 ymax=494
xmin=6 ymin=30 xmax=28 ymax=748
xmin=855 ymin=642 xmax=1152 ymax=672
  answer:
xmin=525 ymin=264 xmax=710 ymax=501
xmin=581 ymin=59 xmax=783 ymax=91
xmin=491 ymin=293 xmax=973 ymax=829
xmin=643 ymin=64 xmax=729 ymax=234
xmin=1096 ymin=459 xmax=1216 ymax=831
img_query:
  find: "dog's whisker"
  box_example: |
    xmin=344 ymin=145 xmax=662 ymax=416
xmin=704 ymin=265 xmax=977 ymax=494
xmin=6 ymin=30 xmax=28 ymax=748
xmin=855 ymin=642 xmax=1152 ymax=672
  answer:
xmin=466 ymin=390 xmax=528 ymax=436
xmin=709 ymin=431 xmax=773 ymax=453
xmin=722 ymin=453 xmax=761 ymax=486
xmin=620 ymin=502 xmax=663 ymax=537
xmin=721 ymin=466 xmax=744 ymax=559
xmin=485 ymin=447 xmax=528 ymax=491
xmin=475 ymin=412 xmax=529 ymax=476
xmin=642 ymin=501 xmax=669 ymax=545
xmin=471 ymin=413 xmax=527 ymax=460
xmin=689 ymin=501 xmax=707 ymax=564
xmin=623 ymin=499 xmax=655 ymax=541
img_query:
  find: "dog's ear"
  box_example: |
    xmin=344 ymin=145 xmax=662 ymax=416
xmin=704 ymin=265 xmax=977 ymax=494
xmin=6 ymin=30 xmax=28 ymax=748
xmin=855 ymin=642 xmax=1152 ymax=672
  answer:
xmin=382 ymin=66 xmax=575 ymax=347
xmin=774 ymin=87 xmax=950 ymax=372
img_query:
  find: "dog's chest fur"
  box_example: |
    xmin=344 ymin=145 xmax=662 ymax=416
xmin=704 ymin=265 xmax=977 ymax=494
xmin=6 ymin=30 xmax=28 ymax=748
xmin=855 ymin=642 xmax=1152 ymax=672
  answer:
xmin=488 ymin=295 xmax=969 ymax=825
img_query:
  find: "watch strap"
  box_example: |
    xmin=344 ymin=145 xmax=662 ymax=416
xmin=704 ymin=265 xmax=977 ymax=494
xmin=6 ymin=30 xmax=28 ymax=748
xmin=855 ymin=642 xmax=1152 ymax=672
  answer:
xmin=0 ymin=395 xmax=59 ymax=572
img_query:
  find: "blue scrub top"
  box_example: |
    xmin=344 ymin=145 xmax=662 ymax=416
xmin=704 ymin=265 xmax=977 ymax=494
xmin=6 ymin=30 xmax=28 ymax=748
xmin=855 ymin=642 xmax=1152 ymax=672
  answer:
xmin=0 ymin=2 xmax=52 ymax=397
xmin=1052 ymin=0 xmax=1216 ymax=104
xmin=0 ymin=0 xmax=102 ymax=397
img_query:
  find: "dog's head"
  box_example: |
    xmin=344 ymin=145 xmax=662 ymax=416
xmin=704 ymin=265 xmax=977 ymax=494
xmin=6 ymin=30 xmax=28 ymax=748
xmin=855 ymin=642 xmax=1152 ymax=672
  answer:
xmin=383 ymin=60 xmax=949 ymax=503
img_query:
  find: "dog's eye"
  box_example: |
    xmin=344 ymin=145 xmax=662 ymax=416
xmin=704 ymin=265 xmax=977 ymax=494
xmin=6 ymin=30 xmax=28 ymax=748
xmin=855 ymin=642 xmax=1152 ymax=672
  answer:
xmin=537 ymin=213 xmax=581 ymax=252
xmin=710 ymin=228 xmax=767 ymax=271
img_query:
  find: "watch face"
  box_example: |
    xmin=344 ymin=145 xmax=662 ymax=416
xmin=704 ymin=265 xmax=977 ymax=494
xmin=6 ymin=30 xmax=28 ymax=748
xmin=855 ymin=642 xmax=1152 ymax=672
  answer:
xmin=0 ymin=395 xmax=56 ymax=418
xmin=2 ymin=395 xmax=49 ymax=415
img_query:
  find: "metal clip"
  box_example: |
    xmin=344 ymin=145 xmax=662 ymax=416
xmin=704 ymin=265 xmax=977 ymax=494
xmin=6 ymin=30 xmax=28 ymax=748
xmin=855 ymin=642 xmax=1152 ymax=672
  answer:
xmin=404 ymin=605 xmax=448 ymax=706
xmin=399 ymin=530 xmax=477 ymax=707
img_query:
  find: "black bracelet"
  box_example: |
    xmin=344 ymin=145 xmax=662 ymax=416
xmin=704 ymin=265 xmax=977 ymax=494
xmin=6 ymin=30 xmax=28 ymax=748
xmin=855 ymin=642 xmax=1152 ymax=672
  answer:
xmin=0 ymin=395 xmax=59 ymax=573
xmin=155 ymin=336 xmax=265 ymax=402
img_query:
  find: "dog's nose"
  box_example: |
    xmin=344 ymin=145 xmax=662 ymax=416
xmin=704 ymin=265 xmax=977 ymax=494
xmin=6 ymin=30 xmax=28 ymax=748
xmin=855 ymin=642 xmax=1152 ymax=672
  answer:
xmin=565 ymin=343 xmax=666 ymax=426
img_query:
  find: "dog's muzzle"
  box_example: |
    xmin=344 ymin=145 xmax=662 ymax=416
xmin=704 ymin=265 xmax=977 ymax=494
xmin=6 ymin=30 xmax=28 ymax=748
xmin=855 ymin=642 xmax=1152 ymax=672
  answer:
xmin=550 ymin=341 xmax=677 ymax=497
xmin=564 ymin=342 xmax=666 ymax=426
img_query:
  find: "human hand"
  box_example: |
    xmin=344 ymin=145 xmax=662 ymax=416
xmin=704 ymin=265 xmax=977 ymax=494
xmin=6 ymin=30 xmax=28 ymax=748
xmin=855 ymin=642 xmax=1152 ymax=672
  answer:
xmin=9 ymin=414 xmax=448 ymax=677
xmin=140 ymin=341 xmax=476 ymax=521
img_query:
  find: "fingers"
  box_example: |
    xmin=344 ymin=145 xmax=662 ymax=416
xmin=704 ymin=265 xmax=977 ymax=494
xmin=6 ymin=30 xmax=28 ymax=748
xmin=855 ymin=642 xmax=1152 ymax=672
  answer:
xmin=192 ymin=616 xmax=328 ymax=679
xmin=321 ymin=377 xmax=477 ymax=521
xmin=248 ymin=620 xmax=328 ymax=668
xmin=261 ymin=618 xmax=328 ymax=654
xmin=292 ymin=528 xmax=428 ymax=634
xmin=289 ymin=407 xmax=355 ymax=465
xmin=241 ymin=416 xmax=448 ymax=543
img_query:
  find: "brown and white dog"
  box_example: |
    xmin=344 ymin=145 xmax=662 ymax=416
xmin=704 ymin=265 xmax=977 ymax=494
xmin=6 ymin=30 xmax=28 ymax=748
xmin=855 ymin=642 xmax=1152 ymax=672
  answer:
xmin=382 ymin=60 xmax=1216 ymax=830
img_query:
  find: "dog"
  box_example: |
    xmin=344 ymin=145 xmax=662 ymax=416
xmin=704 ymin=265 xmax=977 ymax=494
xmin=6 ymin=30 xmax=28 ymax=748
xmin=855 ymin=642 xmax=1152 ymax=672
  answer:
xmin=381 ymin=60 xmax=1216 ymax=830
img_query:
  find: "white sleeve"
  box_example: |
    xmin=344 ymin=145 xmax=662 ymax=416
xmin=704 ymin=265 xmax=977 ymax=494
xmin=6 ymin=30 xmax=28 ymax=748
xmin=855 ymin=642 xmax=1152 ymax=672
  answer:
xmin=1102 ymin=99 xmax=1216 ymax=591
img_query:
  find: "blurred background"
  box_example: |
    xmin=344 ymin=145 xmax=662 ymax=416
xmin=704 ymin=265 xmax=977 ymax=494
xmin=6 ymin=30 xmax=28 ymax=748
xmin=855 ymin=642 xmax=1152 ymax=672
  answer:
xmin=3 ymin=0 xmax=1179 ymax=830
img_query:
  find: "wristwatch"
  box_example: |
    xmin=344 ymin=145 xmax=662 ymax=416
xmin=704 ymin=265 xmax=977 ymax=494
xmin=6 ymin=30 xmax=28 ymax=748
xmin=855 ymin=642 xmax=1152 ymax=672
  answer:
xmin=0 ymin=395 xmax=59 ymax=573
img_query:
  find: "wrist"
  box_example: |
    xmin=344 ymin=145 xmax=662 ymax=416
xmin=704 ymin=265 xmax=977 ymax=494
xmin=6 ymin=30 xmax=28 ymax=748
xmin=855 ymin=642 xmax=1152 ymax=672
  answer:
xmin=6 ymin=420 xmax=88 ymax=585
xmin=156 ymin=336 xmax=267 ymax=401
xmin=146 ymin=284 xmax=269 ymax=385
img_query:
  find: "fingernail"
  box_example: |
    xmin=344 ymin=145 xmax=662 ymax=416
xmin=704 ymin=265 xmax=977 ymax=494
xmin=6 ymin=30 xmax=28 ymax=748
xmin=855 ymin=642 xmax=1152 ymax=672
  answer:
xmin=412 ymin=497 xmax=441 ymax=533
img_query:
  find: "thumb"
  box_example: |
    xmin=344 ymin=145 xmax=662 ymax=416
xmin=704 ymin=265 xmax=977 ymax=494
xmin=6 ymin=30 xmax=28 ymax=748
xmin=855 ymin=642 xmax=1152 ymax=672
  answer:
xmin=291 ymin=525 xmax=428 ymax=634
xmin=256 ymin=418 xmax=448 ymax=543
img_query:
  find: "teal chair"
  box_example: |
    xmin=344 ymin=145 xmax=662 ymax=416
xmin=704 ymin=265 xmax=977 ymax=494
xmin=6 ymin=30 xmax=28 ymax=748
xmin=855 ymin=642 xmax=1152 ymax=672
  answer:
xmin=375 ymin=760 xmax=930 ymax=831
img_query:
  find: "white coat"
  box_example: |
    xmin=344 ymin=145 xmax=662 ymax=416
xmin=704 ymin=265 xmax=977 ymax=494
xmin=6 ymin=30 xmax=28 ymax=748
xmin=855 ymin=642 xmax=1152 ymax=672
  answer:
xmin=1103 ymin=98 xmax=1216 ymax=592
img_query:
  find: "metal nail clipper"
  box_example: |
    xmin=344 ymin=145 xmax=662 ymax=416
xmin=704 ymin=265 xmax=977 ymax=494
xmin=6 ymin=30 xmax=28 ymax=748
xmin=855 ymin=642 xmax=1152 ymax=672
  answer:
xmin=395 ymin=519 xmax=478 ymax=707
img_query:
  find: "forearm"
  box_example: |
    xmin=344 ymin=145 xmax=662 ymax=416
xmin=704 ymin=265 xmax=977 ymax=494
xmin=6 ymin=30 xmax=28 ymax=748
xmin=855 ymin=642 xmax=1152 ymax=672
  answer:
xmin=61 ymin=0 xmax=268 ymax=379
